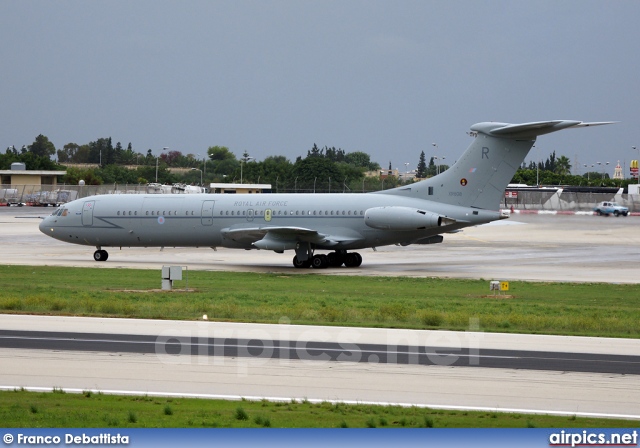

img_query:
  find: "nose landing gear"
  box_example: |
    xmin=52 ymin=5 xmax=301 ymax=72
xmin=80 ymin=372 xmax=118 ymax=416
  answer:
xmin=93 ymin=248 xmax=109 ymax=261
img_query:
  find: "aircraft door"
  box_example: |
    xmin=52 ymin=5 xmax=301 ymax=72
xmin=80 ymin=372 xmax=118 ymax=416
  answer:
xmin=247 ymin=209 xmax=254 ymax=222
xmin=201 ymin=200 xmax=215 ymax=226
xmin=82 ymin=201 xmax=95 ymax=226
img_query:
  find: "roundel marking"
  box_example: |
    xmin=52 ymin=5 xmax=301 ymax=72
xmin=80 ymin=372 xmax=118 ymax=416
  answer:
xmin=158 ymin=216 xmax=165 ymax=224
xmin=460 ymin=178 xmax=468 ymax=186
xmin=265 ymin=209 xmax=272 ymax=222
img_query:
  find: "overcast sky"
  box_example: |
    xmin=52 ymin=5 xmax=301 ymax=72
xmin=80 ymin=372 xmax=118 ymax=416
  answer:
xmin=2 ymin=1 xmax=639 ymax=176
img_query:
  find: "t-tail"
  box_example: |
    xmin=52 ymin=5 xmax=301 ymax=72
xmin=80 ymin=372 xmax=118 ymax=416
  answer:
xmin=382 ymin=120 xmax=615 ymax=210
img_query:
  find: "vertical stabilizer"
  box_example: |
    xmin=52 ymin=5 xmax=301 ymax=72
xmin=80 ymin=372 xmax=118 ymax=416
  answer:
xmin=382 ymin=120 xmax=614 ymax=210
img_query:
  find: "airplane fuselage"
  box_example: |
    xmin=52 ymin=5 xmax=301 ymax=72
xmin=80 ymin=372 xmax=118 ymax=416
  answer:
xmin=40 ymin=192 xmax=498 ymax=250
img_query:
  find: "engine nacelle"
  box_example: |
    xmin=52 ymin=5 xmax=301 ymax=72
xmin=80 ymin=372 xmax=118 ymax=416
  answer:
xmin=364 ymin=206 xmax=455 ymax=231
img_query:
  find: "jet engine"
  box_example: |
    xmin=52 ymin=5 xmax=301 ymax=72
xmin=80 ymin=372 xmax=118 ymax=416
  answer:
xmin=364 ymin=206 xmax=455 ymax=231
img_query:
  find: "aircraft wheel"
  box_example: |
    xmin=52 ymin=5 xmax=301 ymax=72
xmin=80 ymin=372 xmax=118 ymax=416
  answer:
xmin=344 ymin=253 xmax=360 ymax=268
xmin=293 ymin=255 xmax=311 ymax=269
xmin=93 ymin=250 xmax=108 ymax=262
xmin=327 ymin=252 xmax=344 ymax=267
xmin=311 ymin=254 xmax=329 ymax=269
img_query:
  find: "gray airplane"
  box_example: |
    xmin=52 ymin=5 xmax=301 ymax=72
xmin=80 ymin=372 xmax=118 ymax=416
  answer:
xmin=39 ymin=120 xmax=611 ymax=268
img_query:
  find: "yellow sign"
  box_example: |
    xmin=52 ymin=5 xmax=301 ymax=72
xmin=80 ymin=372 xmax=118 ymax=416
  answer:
xmin=500 ymin=281 xmax=510 ymax=291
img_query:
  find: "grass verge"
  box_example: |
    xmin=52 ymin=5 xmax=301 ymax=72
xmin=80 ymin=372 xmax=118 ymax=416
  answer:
xmin=2 ymin=389 xmax=637 ymax=428
xmin=1 ymin=265 xmax=639 ymax=337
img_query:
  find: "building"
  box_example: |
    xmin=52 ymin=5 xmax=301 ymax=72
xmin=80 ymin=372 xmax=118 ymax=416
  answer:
xmin=0 ymin=163 xmax=66 ymax=187
xmin=208 ymin=183 xmax=272 ymax=194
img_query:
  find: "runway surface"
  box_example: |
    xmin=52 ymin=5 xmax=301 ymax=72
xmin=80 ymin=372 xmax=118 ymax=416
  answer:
xmin=2 ymin=329 xmax=639 ymax=375
xmin=1 ymin=207 xmax=640 ymax=418
xmin=1 ymin=315 xmax=639 ymax=418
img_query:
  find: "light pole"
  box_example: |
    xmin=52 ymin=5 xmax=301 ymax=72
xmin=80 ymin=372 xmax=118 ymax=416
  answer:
xmin=240 ymin=154 xmax=253 ymax=184
xmin=156 ymin=147 xmax=168 ymax=183
xmin=583 ymin=164 xmax=595 ymax=183
xmin=432 ymin=143 xmax=438 ymax=175
xmin=633 ymin=146 xmax=639 ymax=184
xmin=597 ymin=161 xmax=609 ymax=179
xmin=433 ymin=156 xmax=445 ymax=174
xmin=191 ymin=168 xmax=202 ymax=186
xmin=198 ymin=153 xmax=207 ymax=184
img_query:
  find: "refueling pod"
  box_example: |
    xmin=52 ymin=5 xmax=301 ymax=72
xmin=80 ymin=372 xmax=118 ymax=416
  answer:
xmin=364 ymin=206 xmax=456 ymax=231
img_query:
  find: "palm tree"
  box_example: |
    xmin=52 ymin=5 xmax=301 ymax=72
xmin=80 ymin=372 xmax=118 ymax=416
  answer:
xmin=555 ymin=155 xmax=572 ymax=176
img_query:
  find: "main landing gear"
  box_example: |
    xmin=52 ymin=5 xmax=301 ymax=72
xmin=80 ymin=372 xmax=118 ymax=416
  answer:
xmin=93 ymin=247 xmax=109 ymax=261
xmin=292 ymin=250 xmax=362 ymax=269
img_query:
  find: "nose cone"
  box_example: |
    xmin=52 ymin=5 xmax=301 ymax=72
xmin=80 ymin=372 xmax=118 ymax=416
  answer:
xmin=39 ymin=216 xmax=50 ymax=235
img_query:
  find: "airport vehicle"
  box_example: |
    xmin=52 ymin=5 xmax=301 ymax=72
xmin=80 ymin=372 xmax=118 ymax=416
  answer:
xmin=593 ymin=201 xmax=629 ymax=216
xmin=39 ymin=120 xmax=612 ymax=268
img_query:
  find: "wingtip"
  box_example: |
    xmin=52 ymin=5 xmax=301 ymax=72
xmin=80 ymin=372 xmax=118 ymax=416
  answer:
xmin=575 ymin=121 xmax=619 ymax=127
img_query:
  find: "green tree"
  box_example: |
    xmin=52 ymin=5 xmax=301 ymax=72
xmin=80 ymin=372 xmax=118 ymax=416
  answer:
xmin=344 ymin=151 xmax=374 ymax=169
xmin=61 ymin=167 xmax=103 ymax=185
xmin=555 ymin=155 xmax=572 ymax=176
xmin=28 ymin=134 xmax=56 ymax=158
xmin=416 ymin=151 xmax=427 ymax=178
xmin=291 ymin=157 xmax=343 ymax=192
xmin=207 ymin=146 xmax=236 ymax=161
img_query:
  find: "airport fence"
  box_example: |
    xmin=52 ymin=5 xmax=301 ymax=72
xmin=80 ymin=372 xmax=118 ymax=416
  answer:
xmin=0 ymin=184 xmax=154 ymax=206
xmin=503 ymin=190 xmax=640 ymax=212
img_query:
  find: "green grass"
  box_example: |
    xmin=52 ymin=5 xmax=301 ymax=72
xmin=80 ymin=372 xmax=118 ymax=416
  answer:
xmin=1 ymin=265 xmax=639 ymax=337
xmin=1 ymin=389 xmax=637 ymax=428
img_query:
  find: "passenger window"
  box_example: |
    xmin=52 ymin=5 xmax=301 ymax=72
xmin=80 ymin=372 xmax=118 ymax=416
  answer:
xmin=117 ymin=211 xmax=120 ymax=216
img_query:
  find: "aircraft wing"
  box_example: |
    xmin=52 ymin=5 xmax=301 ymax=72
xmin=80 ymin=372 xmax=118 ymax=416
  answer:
xmin=221 ymin=226 xmax=364 ymax=251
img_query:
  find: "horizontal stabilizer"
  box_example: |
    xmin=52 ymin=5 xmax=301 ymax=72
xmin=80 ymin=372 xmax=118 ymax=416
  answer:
xmin=471 ymin=120 xmax=616 ymax=139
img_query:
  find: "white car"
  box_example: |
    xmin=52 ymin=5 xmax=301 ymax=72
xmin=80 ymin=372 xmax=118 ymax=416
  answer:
xmin=593 ymin=201 xmax=629 ymax=217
